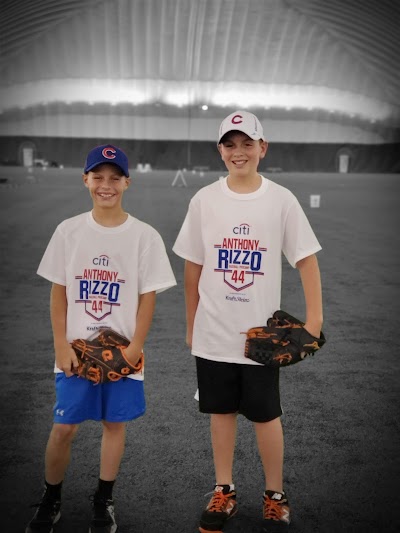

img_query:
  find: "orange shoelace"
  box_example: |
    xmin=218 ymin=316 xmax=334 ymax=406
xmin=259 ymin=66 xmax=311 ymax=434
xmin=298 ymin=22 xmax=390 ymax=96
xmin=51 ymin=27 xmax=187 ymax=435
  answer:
xmin=208 ymin=491 xmax=233 ymax=512
xmin=264 ymin=497 xmax=287 ymax=521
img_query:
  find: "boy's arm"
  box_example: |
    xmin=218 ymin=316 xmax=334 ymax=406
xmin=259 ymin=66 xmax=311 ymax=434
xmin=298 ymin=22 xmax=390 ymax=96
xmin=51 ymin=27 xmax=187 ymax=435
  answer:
xmin=124 ymin=291 xmax=156 ymax=365
xmin=50 ymin=283 xmax=79 ymax=376
xmin=296 ymin=254 xmax=323 ymax=338
xmin=184 ymin=260 xmax=202 ymax=348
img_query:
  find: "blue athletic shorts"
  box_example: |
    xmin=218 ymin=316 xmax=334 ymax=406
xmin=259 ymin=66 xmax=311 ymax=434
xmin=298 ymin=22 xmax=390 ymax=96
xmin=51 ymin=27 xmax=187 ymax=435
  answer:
xmin=53 ymin=373 xmax=146 ymax=424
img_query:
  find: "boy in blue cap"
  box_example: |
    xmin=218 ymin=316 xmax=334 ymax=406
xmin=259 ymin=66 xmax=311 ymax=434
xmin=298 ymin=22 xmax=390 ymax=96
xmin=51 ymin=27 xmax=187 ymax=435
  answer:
xmin=26 ymin=144 xmax=176 ymax=533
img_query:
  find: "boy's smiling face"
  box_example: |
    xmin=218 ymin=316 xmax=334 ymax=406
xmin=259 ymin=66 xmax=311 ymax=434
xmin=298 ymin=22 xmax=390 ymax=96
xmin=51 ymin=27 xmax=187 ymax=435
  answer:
xmin=218 ymin=131 xmax=268 ymax=177
xmin=83 ymin=163 xmax=130 ymax=209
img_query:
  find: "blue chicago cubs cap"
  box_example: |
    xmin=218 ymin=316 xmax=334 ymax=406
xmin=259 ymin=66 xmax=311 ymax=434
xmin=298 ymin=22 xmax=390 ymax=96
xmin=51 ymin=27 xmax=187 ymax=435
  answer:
xmin=84 ymin=144 xmax=129 ymax=176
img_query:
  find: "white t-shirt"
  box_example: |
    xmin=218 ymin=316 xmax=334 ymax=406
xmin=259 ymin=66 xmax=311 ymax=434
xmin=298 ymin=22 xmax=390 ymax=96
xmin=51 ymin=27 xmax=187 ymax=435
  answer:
xmin=38 ymin=211 xmax=177 ymax=379
xmin=173 ymin=176 xmax=321 ymax=364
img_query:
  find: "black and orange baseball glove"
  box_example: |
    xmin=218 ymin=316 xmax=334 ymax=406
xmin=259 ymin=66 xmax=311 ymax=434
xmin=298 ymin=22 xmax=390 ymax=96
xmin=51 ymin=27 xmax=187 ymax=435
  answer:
xmin=71 ymin=329 xmax=143 ymax=384
xmin=244 ymin=310 xmax=326 ymax=367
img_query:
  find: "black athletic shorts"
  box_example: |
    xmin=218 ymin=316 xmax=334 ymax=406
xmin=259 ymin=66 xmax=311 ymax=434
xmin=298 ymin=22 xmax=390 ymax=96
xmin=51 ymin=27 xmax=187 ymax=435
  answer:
xmin=195 ymin=356 xmax=282 ymax=423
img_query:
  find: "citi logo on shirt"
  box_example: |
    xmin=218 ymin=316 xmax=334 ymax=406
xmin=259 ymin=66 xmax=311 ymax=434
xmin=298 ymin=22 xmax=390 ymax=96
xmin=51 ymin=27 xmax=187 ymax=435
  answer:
xmin=233 ymin=223 xmax=250 ymax=235
xmin=93 ymin=255 xmax=110 ymax=267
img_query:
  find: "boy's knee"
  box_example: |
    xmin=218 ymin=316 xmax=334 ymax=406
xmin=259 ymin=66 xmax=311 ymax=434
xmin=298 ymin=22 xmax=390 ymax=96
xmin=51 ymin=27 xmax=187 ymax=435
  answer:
xmin=253 ymin=415 xmax=282 ymax=429
xmin=211 ymin=412 xmax=238 ymax=420
xmin=51 ymin=423 xmax=79 ymax=443
xmin=102 ymin=420 xmax=126 ymax=433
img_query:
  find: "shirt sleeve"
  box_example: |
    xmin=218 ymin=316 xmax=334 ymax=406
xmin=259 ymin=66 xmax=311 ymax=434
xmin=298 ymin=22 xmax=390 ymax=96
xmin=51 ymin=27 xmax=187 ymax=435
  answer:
xmin=282 ymin=196 xmax=322 ymax=268
xmin=172 ymin=196 xmax=204 ymax=265
xmin=37 ymin=225 xmax=66 ymax=285
xmin=139 ymin=229 xmax=177 ymax=294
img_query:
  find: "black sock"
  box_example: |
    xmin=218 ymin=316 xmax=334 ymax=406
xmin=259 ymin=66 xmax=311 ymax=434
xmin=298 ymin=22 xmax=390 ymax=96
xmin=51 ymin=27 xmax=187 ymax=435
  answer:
xmin=96 ymin=479 xmax=115 ymax=501
xmin=44 ymin=480 xmax=62 ymax=500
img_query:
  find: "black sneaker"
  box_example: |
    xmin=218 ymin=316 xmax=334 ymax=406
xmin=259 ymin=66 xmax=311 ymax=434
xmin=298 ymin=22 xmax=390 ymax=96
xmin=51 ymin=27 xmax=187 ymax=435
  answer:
xmin=262 ymin=490 xmax=290 ymax=532
xmin=199 ymin=484 xmax=237 ymax=533
xmin=89 ymin=495 xmax=117 ymax=533
xmin=25 ymin=492 xmax=61 ymax=533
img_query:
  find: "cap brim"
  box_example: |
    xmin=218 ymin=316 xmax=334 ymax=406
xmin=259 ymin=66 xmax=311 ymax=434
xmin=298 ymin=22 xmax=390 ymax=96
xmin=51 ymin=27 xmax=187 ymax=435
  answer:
xmin=84 ymin=161 xmax=129 ymax=177
xmin=218 ymin=128 xmax=264 ymax=144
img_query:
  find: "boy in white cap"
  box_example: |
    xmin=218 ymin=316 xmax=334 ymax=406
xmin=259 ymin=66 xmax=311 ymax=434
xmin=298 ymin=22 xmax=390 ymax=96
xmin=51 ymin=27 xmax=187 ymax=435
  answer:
xmin=26 ymin=144 xmax=176 ymax=533
xmin=173 ymin=111 xmax=323 ymax=532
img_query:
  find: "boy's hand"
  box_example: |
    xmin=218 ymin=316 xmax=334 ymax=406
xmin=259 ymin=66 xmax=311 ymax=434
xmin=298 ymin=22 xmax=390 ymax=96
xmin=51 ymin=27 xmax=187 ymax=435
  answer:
xmin=70 ymin=329 xmax=144 ymax=384
xmin=186 ymin=331 xmax=193 ymax=348
xmin=123 ymin=341 xmax=143 ymax=367
xmin=244 ymin=310 xmax=326 ymax=367
xmin=55 ymin=342 xmax=80 ymax=377
xmin=304 ymin=322 xmax=322 ymax=339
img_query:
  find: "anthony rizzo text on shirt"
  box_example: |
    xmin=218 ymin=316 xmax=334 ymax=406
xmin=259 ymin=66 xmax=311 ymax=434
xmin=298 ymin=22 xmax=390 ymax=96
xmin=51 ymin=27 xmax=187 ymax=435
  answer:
xmin=214 ymin=223 xmax=267 ymax=295
xmin=75 ymin=254 xmax=123 ymax=322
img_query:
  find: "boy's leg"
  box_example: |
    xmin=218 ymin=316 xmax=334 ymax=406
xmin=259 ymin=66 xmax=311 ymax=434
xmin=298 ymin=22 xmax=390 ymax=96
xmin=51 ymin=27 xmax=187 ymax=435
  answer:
xmin=195 ymin=358 xmax=241 ymax=532
xmin=45 ymin=423 xmax=79 ymax=483
xmin=196 ymin=358 xmax=241 ymax=486
xmin=98 ymin=377 xmax=145 ymax=481
xmin=255 ymin=419 xmax=290 ymax=531
xmin=26 ymin=423 xmax=79 ymax=533
xmin=90 ymin=378 xmax=145 ymax=533
xmin=211 ymin=413 xmax=237 ymax=485
xmin=99 ymin=421 xmax=126 ymax=481
xmin=198 ymin=416 xmax=238 ymax=532
xmin=89 ymin=422 xmax=126 ymax=533
xmin=240 ymin=367 xmax=289 ymax=530
xmin=27 ymin=374 xmax=102 ymax=532
xmin=254 ymin=417 xmax=284 ymax=492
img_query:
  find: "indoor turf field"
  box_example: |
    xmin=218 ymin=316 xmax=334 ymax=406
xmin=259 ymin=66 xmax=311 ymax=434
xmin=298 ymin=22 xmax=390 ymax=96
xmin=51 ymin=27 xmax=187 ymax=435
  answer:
xmin=0 ymin=166 xmax=399 ymax=532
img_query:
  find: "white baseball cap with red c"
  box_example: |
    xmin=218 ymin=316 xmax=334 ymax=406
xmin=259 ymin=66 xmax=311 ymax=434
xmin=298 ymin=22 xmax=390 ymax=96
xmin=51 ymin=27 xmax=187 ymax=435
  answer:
xmin=218 ymin=110 xmax=265 ymax=144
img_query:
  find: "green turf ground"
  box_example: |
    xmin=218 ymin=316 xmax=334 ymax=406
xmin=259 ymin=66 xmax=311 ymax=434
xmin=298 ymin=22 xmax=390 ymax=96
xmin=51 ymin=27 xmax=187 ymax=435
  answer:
xmin=0 ymin=167 xmax=399 ymax=532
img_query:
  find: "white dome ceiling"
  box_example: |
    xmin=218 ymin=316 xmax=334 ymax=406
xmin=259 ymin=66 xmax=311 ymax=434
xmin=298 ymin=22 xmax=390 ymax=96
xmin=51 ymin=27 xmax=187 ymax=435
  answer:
xmin=1 ymin=0 xmax=399 ymax=141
